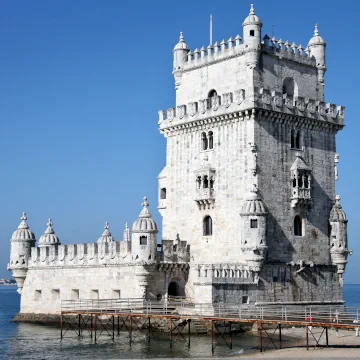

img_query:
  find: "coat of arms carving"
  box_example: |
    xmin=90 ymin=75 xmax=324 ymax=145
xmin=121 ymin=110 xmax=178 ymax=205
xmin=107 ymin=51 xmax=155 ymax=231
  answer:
xmin=177 ymin=105 xmax=186 ymax=119
xmin=199 ymin=100 xmax=207 ymax=114
xmin=167 ymin=108 xmax=175 ymax=121
xmin=189 ymin=102 xmax=197 ymax=117
xmin=234 ymin=89 xmax=245 ymax=105
xmin=223 ymin=93 xmax=233 ymax=108
xmin=59 ymin=245 xmax=65 ymax=261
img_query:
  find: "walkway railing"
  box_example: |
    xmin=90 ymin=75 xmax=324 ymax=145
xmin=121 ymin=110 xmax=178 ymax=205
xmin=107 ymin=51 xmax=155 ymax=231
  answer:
xmin=61 ymin=298 xmax=359 ymax=327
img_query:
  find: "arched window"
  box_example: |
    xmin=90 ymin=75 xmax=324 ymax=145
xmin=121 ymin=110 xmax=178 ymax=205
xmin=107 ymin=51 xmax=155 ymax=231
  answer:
xmin=140 ymin=236 xmax=148 ymax=245
xmin=203 ymin=216 xmax=213 ymax=236
xmin=202 ymin=132 xmax=208 ymax=150
xmin=210 ymin=177 xmax=214 ymax=189
xmin=250 ymin=30 xmax=255 ymax=37
xmin=203 ymin=175 xmax=209 ymax=188
xmin=208 ymin=131 xmax=214 ymax=149
xmin=290 ymin=129 xmax=295 ymax=148
xmin=208 ymin=89 xmax=219 ymax=110
xmin=196 ymin=176 xmax=202 ymax=189
xmin=283 ymin=77 xmax=297 ymax=97
xmin=294 ymin=216 xmax=303 ymax=236
xmin=291 ymin=129 xmax=301 ymax=149
xmin=295 ymin=131 xmax=301 ymax=149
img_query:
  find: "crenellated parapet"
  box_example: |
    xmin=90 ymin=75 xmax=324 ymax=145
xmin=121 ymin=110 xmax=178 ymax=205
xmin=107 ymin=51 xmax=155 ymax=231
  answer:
xmin=161 ymin=238 xmax=190 ymax=264
xmin=29 ymin=241 xmax=132 ymax=268
xmin=159 ymin=87 xmax=345 ymax=135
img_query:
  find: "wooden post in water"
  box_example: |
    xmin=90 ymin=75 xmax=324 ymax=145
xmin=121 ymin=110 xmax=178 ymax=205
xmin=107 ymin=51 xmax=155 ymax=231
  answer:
xmin=188 ymin=319 xmax=191 ymax=348
xmin=211 ymin=320 xmax=214 ymax=354
xmin=259 ymin=321 xmax=263 ymax=352
xmin=117 ymin=316 xmax=120 ymax=335
xmin=326 ymin=327 xmax=329 ymax=347
xmin=60 ymin=314 xmax=63 ymax=340
xmin=279 ymin=323 xmax=282 ymax=349
xmin=306 ymin=325 xmax=309 ymax=350
xmin=94 ymin=315 xmax=97 ymax=343
xmin=169 ymin=318 xmax=173 ymax=348
xmin=78 ymin=314 xmax=81 ymax=337
xmin=112 ymin=316 xmax=115 ymax=341
xmin=90 ymin=314 xmax=93 ymax=339
xmin=148 ymin=317 xmax=151 ymax=343
xmin=229 ymin=322 xmax=232 ymax=349
xmin=130 ymin=316 xmax=133 ymax=345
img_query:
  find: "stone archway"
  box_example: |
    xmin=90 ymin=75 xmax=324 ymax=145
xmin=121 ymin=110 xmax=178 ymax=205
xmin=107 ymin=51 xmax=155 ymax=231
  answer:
xmin=167 ymin=276 xmax=185 ymax=298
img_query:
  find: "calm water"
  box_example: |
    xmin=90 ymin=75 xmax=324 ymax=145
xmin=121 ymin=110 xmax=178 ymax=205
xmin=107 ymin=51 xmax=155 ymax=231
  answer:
xmin=0 ymin=285 xmax=359 ymax=359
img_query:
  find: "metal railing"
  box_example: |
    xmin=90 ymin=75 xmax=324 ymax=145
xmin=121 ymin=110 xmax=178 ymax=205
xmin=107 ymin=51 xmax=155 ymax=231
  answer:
xmin=61 ymin=298 xmax=360 ymax=327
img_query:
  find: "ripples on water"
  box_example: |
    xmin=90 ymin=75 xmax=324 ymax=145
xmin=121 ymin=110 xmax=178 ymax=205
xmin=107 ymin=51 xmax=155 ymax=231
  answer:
xmin=1 ymin=285 xmax=359 ymax=359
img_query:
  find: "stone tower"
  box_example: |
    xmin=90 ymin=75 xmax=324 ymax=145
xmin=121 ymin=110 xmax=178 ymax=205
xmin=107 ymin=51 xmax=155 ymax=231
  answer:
xmin=158 ymin=4 xmax=349 ymax=305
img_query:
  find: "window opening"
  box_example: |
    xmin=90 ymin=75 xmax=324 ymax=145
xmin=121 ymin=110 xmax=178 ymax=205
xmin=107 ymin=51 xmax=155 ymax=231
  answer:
xmin=202 ymin=132 xmax=208 ymax=150
xmin=294 ymin=216 xmax=303 ymax=236
xmin=250 ymin=219 xmax=258 ymax=228
xmin=140 ymin=236 xmax=148 ymax=245
xmin=203 ymin=216 xmax=213 ymax=236
xmin=160 ymin=188 xmax=167 ymax=200
xmin=203 ymin=175 xmax=209 ymax=189
xmin=208 ymin=131 xmax=214 ymax=149
xmin=250 ymin=30 xmax=255 ymax=36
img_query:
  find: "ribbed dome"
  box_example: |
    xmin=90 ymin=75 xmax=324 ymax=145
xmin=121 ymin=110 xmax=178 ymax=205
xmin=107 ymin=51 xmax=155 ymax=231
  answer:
xmin=38 ymin=219 xmax=61 ymax=247
xmin=173 ymin=32 xmax=189 ymax=51
xmin=97 ymin=222 xmax=115 ymax=243
xmin=241 ymin=185 xmax=267 ymax=215
xmin=132 ymin=196 xmax=158 ymax=233
xmin=11 ymin=212 xmax=36 ymax=241
xmin=330 ymin=196 xmax=347 ymax=222
xmin=242 ymin=4 xmax=262 ymax=27
xmin=308 ymin=24 xmax=326 ymax=46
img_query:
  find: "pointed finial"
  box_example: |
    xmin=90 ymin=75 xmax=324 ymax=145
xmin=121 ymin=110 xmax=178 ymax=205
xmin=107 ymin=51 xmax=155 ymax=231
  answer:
xmin=104 ymin=221 xmax=109 ymax=230
xmin=142 ymin=196 xmax=149 ymax=208
xmin=21 ymin=212 xmax=27 ymax=221
xmin=250 ymin=183 xmax=258 ymax=193
xmin=335 ymin=195 xmax=341 ymax=202
xmin=125 ymin=222 xmax=129 ymax=229
xmin=47 ymin=218 xmax=53 ymax=228
xmin=250 ymin=4 xmax=255 ymax=14
xmin=45 ymin=218 xmax=55 ymax=234
xmin=314 ymin=24 xmax=319 ymax=36
xmin=179 ymin=32 xmax=184 ymax=42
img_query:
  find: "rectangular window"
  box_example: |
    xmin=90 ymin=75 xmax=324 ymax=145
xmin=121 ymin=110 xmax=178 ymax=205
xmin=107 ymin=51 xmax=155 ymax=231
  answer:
xmin=242 ymin=296 xmax=249 ymax=304
xmin=52 ymin=289 xmax=60 ymax=301
xmin=34 ymin=290 xmax=42 ymax=301
xmin=91 ymin=290 xmax=99 ymax=300
xmin=140 ymin=236 xmax=147 ymax=245
xmin=71 ymin=289 xmax=79 ymax=300
xmin=250 ymin=219 xmax=258 ymax=228
xmin=112 ymin=289 xmax=121 ymax=299
xmin=160 ymin=188 xmax=167 ymax=200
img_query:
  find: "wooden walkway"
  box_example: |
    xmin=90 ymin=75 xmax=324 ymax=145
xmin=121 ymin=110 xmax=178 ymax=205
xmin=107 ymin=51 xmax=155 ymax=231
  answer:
xmin=60 ymin=298 xmax=360 ymax=353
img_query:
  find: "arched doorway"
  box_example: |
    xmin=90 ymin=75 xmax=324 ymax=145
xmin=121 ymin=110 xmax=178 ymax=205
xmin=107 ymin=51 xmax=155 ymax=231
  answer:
xmin=167 ymin=277 xmax=185 ymax=298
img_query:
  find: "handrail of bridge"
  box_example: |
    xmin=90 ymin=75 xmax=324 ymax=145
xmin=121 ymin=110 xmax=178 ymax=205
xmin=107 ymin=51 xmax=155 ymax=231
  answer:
xmin=60 ymin=298 xmax=360 ymax=327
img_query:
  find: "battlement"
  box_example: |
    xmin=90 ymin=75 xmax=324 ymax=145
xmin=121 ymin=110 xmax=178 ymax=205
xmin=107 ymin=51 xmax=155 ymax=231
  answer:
xmin=29 ymin=241 xmax=131 ymax=268
xmin=161 ymin=239 xmax=190 ymax=263
xmin=159 ymin=88 xmax=345 ymax=132
xmin=261 ymin=36 xmax=316 ymax=67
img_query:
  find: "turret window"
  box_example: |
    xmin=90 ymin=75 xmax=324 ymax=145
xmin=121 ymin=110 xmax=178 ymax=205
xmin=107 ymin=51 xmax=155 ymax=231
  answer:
xmin=203 ymin=216 xmax=213 ymax=236
xmin=250 ymin=219 xmax=258 ymax=228
xmin=250 ymin=30 xmax=255 ymax=36
xmin=160 ymin=188 xmax=167 ymax=200
xmin=140 ymin=236 xmax=148 ymax=245
xmin=294 ymin=216 xmax=303 ymax=236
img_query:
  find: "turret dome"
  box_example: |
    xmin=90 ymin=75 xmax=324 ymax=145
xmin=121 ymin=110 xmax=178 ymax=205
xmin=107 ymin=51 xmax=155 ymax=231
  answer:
xmin=308 ymin=24 xmax=326 ymax=47
xmin=132 ymin=197 xmax=158 ymax=233
xmin=330 ymin=196 xmax=347 ymax=222
xmin=173 ymin=32 xmax=189 ymax=51
xmin=241 ymin=185 xmax=267 ymax=215
xmin=38 ymin=219 xmax=61 ymax=247
xmin=97 ymin=222 xmax=115 ymax=243
xmin=242 ymin=4 xmax=262 ymax=27
xmin=11 ymin=212 xmax=36 ymax=241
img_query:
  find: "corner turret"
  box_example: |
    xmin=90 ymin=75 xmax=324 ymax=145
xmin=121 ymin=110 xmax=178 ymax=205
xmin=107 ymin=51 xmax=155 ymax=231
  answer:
xmin=308 ymin=24 xmax=326 ymax=86
xmin=97 ymin=222 xmax=115 ymax=243
xmin=173 ymin=32 xmax=189 ymax=90
xmin=240 ymin=185 xmax=268 ymax=281
xmin=329 ymin=195 xmax=351 ymax=286
xmin=242 ymin=4 xmax=262 ymax=69
xmin=7 ymin=212 xmax=36 ymax=294
xmin=131 ymin=197 xmax=158 ymax=263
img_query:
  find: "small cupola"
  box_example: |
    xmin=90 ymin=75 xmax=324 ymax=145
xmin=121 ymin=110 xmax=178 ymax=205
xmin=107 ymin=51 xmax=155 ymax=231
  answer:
xmin=308 ymin=24 xmax=326 ymax=47
xmin=242 ymin=4 xmax=262 ymax=27
xmin=97 ymin=222 xmax=115 ymax=243
xmin=330 ymin=195 xmax=347 ymax=223
xmin=132 ymin=197 xmax=158 ymax=233
xmin=11 ymin=212 xmax=36 ymax=242
xmin=38 ymin=219 xmax=61 ymax=247
xmin=307 ymin=24 xmax=326 ymax=84
xmin=173 ymin=32 xmax=189 ymax=71
xmin=241 ymin=184 xmax=267 ymax=215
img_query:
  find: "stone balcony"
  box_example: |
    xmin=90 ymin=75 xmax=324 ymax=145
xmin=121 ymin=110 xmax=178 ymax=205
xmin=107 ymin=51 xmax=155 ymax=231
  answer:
xmin=291 ymin=186 xmax=311 ymax=208
xmin=195 ymin=188 xmax=215 ymax=210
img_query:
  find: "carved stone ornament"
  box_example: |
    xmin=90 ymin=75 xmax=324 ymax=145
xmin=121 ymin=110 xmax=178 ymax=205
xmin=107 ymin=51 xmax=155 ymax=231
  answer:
xmin=212 ymin=96 xmax=220 ymax=111
xmin=272 ymin=91 xmax=283 ymax=107
xmin=32 ymin=248 xmax=38 ymax=262
xmin=328 ymin=103 xmax=336 ymax=118
xmin=318 ymin=101 xmax=326 ymax=115
xmin=109 ymin=242 xmax=116 ymax=259
xmin=199 ymin=99 xmax=207 ymax=114
xmin=223 ymin=93 xmax=233 ymax=108
xmin=177 ymin=105 xmax=186 ymax=119
xmin=334 ymin=153 xmax=340 ymax=181
xmin=99 ymin=243 xmax=105 ymax=259
xmin=88 ymin=244 xmax=95 ymax=260
xmin=167 ymin=108 xmax=175 ymax=121
xmin=49 ymin=246 xmax=56 ymax=262
xmin=261 ymin=89 xmax=271 ymax=105
xmin=189 ymin=102 xmax=197 ymax=117
xmin=284 ymin=94 xmax=293 ymax=109
xmin=78 ymin=244 xmax=85 ymax=260
xmin=59 ymin=245 xmax=65 ymax=261
xmin=296 ymin=97 xmax=305 ymax=112
xmin=249 ymin=142 xmax=258 ymax=176
xmin=234 ymin=89 xmax=245 ymax=105
xmin=40 ymin=248 xmax=47 ymax=263
xmin=68 ymin=244 xmax=75 ymax=261
xmin=307 ymin=100 xmax=316 ymax=114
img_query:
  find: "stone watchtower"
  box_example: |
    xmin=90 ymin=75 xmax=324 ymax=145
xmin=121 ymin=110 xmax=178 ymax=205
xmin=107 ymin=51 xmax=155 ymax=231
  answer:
xmin=158 ymin=4 xmax=349 ymax=305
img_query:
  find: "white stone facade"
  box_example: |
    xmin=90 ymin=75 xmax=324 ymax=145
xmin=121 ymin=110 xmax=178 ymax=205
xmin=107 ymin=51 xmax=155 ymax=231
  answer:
xmin=8 ymin=5 xmax=351 ymax=316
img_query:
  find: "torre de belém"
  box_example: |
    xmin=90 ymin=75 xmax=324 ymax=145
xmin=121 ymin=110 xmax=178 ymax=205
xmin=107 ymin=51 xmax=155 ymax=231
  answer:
xmin=8 ymin=4 xmax=350 ymax=317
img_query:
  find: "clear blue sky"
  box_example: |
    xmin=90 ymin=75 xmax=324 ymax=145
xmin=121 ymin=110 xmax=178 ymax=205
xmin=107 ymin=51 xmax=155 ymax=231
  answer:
xmin=0 ymin=0 xmax=359 ymax=283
